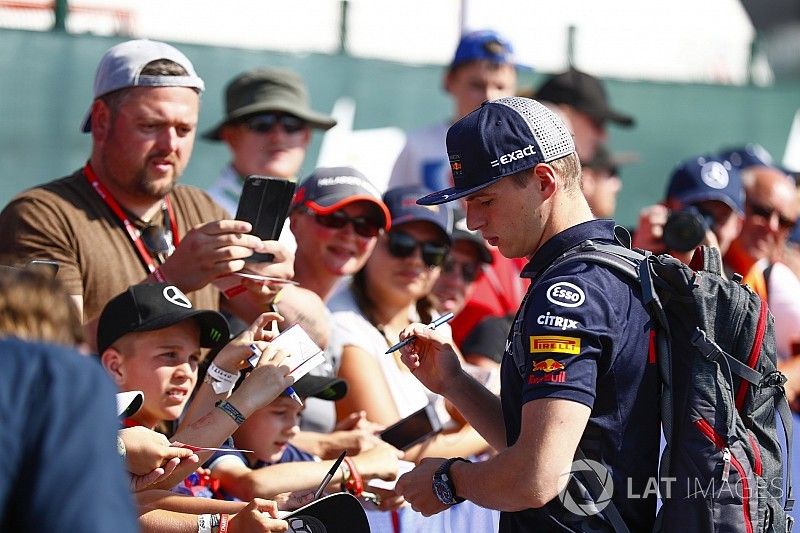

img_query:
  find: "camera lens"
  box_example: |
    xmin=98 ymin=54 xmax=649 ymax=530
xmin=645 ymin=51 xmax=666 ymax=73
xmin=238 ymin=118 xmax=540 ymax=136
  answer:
xmin=663 ymin=206 xmax=713 ymax=252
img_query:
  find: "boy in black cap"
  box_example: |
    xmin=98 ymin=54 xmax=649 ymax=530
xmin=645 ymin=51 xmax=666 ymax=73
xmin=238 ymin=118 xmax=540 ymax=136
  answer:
xmin=97 ymin=282 xmax=296 ymax=489
xmin=207 ymin=373 xmax=403 ymax=502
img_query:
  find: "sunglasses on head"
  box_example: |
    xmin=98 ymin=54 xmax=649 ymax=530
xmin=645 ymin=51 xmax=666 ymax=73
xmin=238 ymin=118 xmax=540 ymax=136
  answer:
xmin=746 ymin=200 xmax=796 ymax=230
xmin=301 ymin=207 xmax=382 ymax=238
xmin=242 ymin=113 xmax=306 ymax=134
xmin=386 ymin=231 xmax=449 ymax=268
xmin=441 ymin=257 xmax=480 ymax=282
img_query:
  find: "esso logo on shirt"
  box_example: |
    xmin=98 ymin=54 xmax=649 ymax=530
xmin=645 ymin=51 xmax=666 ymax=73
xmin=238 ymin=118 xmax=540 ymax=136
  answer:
xmin=546 ymin=282 xmax=585 ymax=308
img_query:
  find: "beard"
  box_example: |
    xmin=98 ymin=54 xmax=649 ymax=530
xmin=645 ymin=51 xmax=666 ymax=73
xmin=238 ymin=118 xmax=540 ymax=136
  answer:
xmin=134 ymin=166 xmax=177 ymax=199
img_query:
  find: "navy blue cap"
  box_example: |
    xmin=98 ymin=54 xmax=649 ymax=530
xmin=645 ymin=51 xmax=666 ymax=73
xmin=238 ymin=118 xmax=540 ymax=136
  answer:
xmin=451 ymin=30 xmax=515 ymax=69
xmin=417 ymin=96 xmax=575 ymax=205
xmin=718 ymin=144 xmax=775 ymax=170
xmin=384 ymin=186 xmax=453 ymax=241
xmin=666 ymin=155 xmax=745 ymax=215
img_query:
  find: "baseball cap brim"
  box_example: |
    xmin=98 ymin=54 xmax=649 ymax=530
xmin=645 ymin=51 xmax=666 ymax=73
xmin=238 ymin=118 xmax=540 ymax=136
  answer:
xmin=416 ymin=176 xmax=504 ymax=206
xmin=290 ymin=374 xmax=347 ymax=401
xmin=116 ymin=390 xmax=144 ymax=418
xmin=676 ymin=191 xmax=744 ymax=216
xmin=203 ymin=103 xmax=337 ymax=141
xmin=580 ymin=105 xmax=634 ymax=128
xmin=304 ymin=196 xmax=391 ymax=231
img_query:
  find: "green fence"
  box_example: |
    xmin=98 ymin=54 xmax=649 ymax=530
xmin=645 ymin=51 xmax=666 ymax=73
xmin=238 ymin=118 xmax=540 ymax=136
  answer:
xmin=1 ymin=28 xmax=797 ymax=226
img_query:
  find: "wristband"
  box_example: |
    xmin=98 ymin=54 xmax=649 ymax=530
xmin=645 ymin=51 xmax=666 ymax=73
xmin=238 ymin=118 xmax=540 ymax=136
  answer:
xmin=215 ymin=400 xmax=246 ymax=425
xmin=197 ymin=513 xmax=212 ymax=533
xmin=206 ymin=362 xmax=239 ymax=394
xmin=218 ymin=514 xmax=230 ymax=533
xmin=343 ymin=456 xmax=363 ymax=496
xmin=209 ymin=513 xmax=221 ymax=533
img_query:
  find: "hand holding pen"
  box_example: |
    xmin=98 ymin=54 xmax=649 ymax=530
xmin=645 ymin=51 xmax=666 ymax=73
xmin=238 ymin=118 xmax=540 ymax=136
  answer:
xmin=385 ymin=312 xmax=455 ymax=354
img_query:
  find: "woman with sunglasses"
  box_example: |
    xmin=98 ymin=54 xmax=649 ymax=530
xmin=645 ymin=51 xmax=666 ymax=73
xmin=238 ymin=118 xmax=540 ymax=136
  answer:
xmin=328 ymin=186 xmax=491 ymax=463
xmin=290 ymin=167 xmax=391 ymax=303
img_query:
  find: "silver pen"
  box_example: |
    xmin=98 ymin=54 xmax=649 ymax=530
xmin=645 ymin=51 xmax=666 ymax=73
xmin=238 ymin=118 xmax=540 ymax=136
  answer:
xmin=384 ymin=312 xmax=455 ymax=354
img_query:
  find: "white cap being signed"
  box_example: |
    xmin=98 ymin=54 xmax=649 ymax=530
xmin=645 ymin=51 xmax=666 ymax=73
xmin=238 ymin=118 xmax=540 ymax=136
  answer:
xmin=116 ymin=390 xmax=144 ymax=419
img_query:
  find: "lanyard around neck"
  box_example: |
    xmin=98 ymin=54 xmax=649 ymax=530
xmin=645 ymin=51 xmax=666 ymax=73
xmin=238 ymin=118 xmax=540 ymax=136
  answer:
xmin=83 ymin=163 xmax=180 ymax=273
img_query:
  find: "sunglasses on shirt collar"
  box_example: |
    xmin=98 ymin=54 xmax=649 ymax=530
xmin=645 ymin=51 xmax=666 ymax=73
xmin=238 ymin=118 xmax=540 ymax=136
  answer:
xmin=241 ymin=113 xmax=307 ymax=134
xmin=386 ymin=231 xmax=449 ymax=268
xmin=299 ymin=207 xmax=383 ymax=238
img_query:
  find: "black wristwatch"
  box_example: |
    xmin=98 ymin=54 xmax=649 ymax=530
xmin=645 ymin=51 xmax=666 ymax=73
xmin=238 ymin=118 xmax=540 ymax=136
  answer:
xmin=432 ymin=457 xmax=470 ymax=505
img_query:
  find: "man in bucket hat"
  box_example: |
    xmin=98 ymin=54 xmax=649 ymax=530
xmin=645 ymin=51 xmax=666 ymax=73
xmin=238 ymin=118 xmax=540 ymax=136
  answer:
xmin=206 ymin=68 xmax=337 ymax=217
xmin=393 ymin=97 xmax=658 ymax=532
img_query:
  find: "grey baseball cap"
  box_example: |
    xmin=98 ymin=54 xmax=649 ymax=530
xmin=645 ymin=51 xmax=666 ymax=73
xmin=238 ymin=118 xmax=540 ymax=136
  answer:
xmin=81 ymin=39 xmax=205 ymax=133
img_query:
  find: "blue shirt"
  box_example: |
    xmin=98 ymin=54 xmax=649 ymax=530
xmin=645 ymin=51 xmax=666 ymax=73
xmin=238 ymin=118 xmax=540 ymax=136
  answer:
xmin=0 ymin=338 xmax=137 ymax=532
xmin=499 ymin=220 xmax=659 ymax=532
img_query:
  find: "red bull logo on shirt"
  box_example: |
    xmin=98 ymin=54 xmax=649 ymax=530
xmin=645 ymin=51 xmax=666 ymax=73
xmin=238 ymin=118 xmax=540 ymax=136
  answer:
xmin=529 ymin=359 xmax=567 ymax=384
xmin=529 ymin=335 xmax=581 ymax=355
xmin=531 ymin=358 xmax=565 ymax=373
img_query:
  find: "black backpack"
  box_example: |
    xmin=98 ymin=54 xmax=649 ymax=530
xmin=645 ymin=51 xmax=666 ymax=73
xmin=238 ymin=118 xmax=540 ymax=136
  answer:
xmin=515 ymin=234 xmax=794 ymax=533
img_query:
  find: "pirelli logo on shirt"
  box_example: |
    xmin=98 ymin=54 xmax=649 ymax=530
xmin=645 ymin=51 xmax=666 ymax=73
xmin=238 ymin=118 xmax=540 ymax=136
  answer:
xmin=529 ymin=335 xmax=581 ymax=355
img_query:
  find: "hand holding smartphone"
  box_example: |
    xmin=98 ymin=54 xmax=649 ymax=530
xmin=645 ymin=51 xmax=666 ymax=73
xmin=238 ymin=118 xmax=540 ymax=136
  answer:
xmin=234 ymin=176 xmax=296 ymax=262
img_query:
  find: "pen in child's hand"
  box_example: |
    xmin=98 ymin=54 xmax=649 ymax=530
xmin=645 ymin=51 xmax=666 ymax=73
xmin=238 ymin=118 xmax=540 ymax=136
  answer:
xmin=313 ymin=450 xmax=347 ymax=500
xmin=384 ymin=312 xmax=455 ymax=354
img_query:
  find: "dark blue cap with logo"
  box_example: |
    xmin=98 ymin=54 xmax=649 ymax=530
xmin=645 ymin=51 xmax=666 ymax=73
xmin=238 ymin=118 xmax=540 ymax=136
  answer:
xmin=383 ymin=185 xmax=453 ymax=241
xmin=417 ymin=96 xmax=575 ymax=206
xmin=450 ymin=29 xmax=515 ymax=69
xmin=666 ymin=155 xmax=745 ymax=215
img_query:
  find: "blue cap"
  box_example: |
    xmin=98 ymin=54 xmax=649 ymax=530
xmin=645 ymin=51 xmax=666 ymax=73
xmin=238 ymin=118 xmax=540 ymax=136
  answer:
xmin=451 ymin=30 xmax=515 ymax=69
xmin=417 ymin=96 xmax=575 ymax=206
xmin=666 ymin=155 xmax=745 ymax=215
xmin=383 ymin=186 xmax=453 ymax=241
xmin=718 ymin=143 xmax=775 ymax=170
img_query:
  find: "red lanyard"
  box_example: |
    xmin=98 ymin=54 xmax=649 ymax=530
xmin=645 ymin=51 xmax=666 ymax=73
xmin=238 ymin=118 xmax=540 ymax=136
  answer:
xmin=84 ymin=164 xmax=180 ymax=274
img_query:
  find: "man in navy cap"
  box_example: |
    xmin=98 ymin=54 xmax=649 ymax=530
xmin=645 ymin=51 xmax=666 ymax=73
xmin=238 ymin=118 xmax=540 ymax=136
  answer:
xmin=632 ymin=155 xmax=745 ymax=263
xmin=394 ymin=96 xmax=658 ymax=532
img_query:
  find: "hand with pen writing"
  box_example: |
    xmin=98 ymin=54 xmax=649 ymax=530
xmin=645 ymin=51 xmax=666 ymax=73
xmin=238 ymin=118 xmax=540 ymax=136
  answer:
xmin=397 ymin=322 xmax=467 ymax=396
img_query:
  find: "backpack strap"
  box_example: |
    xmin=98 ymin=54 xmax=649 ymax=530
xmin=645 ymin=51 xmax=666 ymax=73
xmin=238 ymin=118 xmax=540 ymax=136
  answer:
xmin=690 ymin=328 xmax=764 ymax=385
xmin=574 ymin=448 xmax=632 ymax=533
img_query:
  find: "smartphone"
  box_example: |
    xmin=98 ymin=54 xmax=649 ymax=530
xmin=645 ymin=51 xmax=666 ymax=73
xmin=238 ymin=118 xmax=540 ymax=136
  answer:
xmin=379 ymin=403 xmax=443 ymax=451
xmin=234 ymin=176 xmax=297 ymax=262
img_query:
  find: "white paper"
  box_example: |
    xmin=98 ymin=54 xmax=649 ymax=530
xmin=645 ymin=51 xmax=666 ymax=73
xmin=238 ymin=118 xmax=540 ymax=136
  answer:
xmin=269 ymin=324 xmax=325 ymax=381
xmin=367 ymin=460 xmax=416 ymax=491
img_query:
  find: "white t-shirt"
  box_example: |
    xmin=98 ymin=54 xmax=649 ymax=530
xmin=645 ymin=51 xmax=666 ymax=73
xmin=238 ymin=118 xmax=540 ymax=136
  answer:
xmin=766 ymin=261 xmax=800 ymax=359
xmin=327 ymin=285 xmax=452 ymax=423
xmin=387 ymin=121 xmax=451 ymax=192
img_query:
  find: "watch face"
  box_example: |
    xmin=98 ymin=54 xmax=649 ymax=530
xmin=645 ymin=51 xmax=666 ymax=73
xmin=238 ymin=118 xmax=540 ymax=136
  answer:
xmin=433 ymin=479 xmax=454 ymax=505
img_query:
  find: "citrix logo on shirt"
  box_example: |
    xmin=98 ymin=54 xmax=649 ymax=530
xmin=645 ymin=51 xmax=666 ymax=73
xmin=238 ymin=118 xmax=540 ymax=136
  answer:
xmin=546 ymin=282 xmax=585 ymax=308
xmin=537 ymin=312 xmax=579 ymax=330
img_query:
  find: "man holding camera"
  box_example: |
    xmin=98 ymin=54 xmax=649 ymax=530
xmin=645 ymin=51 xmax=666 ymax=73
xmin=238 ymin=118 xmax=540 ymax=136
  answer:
xmin=632 ymin=155 xmax=745 ymax=263
xmin=0 ymin=39 xmax=293 ymax=350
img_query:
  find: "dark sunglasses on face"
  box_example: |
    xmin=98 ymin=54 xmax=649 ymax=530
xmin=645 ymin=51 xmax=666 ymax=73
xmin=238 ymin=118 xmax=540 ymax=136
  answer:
xmin=386 ymin=231 xmax=449 ymax=268
xmin=301 ymin=207 xmax=382 ymax=238
xmin=243 ymin=113 xmax=306 ymax=134
xmin=746 ymin=200 xmax=796 ymax=230
xmin=441 ymin=257 xmax=480 ymax=282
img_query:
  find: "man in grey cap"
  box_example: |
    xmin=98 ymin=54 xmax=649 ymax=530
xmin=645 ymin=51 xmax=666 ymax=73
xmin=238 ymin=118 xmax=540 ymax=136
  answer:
xmin=0 ymin=40 xmax=295 ymax=349
xmin=205 ymin=68 xmax=337 ymax=218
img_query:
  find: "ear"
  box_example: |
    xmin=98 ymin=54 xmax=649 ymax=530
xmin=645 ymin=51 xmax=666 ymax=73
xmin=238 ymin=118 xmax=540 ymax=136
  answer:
xmin=532 ymin=164 xmax=558 ymax=199
xmin=219 ymin=124 xmax=238 ymax=145
xmin=90 ymin=99 xmax=111 ymax=143
xmin=101 ymin=347 xmax=126 ymax=387
xmin=443 ymin=70 xmax=455 ymax=94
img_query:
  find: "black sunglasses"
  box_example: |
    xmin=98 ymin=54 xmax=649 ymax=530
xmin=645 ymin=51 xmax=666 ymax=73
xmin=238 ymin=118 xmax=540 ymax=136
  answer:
xmin=140 ymin=224 xmax=174 ymax=262
xmin=441 ymin=257 xmax=480 ymax=282
xmin=386 ymin=231 xmax=449 ymax=268
xmin=301 ymin=207 xmax=382 ymax=238
xmin=243 ymin=113 xmax=306 ymax=134
xmin=746 ymin=200 xmax=796 ymax=230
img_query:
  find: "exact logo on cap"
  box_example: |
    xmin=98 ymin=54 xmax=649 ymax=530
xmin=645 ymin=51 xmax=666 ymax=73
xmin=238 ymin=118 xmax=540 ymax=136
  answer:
xmin=490 ymin=144 xmax=538 ymax=169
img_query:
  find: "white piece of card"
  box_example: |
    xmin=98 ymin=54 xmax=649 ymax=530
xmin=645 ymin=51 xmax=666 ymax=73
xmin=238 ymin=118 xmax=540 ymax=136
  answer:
xmin=270 ymin=324 xmax=326 ymax=381
xmin=367 ymin=460 xmax=416 ymax=491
